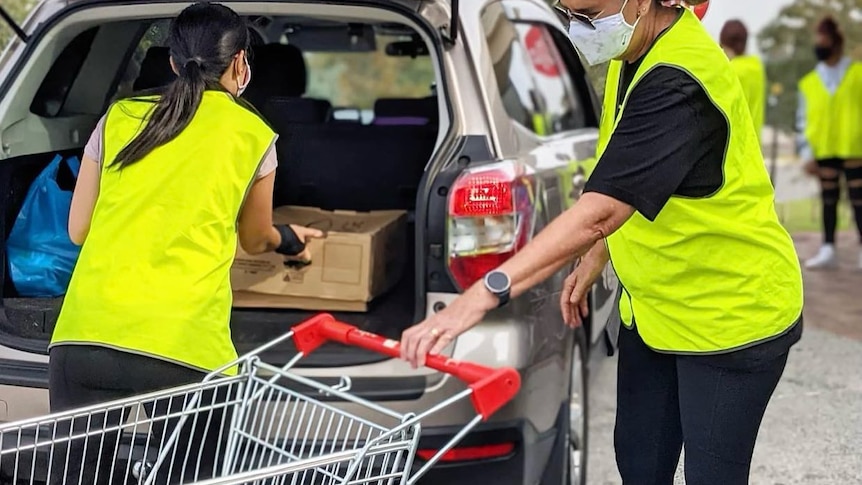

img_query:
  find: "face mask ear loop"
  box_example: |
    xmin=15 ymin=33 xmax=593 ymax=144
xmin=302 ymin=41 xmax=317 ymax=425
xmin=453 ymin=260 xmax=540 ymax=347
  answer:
xmin=236 ymin=52 xmax=251 ymax=97
xmin=629 ymin=1 xmax=643 ymax=30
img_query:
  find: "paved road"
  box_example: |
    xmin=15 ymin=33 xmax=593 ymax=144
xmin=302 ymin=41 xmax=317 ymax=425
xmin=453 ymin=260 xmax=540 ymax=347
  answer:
xmin=586 ymin=232 xmax=862 ymax=484
xmin=587 ymin=327 xmax=862 ymax=484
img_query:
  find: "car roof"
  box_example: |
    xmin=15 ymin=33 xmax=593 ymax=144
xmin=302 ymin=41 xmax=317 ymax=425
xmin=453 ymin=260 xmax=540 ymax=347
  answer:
xmin=44 ymin=0 xmax=435 ymax=9
xmin=28 ymin=0 xmax=452 ymax=31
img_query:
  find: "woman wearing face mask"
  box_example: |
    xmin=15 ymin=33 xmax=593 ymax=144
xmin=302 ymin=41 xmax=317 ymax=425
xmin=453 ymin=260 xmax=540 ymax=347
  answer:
xmin=47 ymin=3 xmax=321 ymax=483
xmin=400 ymin=1 xmax=802 ymax=483
xmin=797 ymin=17 xmax=862 ymax=270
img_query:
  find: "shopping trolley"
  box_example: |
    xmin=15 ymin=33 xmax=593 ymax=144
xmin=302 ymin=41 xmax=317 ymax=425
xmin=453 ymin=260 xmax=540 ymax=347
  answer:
xmin=0 ymin=313 xmax=521 ymax=485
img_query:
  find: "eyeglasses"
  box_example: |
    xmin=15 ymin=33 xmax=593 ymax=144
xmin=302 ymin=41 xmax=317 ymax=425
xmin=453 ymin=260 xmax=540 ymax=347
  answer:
xmin=552 ymin=1 xmax=604 ymax=30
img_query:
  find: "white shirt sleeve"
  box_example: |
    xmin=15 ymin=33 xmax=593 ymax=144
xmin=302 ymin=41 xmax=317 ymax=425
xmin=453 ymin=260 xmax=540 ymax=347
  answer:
xmin=84 ymin=115 xmax=107 ymax=166
xmin=795 ymin=91 xmax=813 ymax=161
xmin=255 ymin=141 xmax=278 ymax=180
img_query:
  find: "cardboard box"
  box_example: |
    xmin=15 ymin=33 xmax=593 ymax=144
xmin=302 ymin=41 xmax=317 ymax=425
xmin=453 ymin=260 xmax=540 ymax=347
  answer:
xmin=231 ymin=206 xmax=407 ymax=312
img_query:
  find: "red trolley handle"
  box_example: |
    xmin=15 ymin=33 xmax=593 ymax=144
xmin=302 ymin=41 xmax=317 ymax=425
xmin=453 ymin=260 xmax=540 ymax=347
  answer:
xmin=292 ymin=313 xmax=521 ymax=421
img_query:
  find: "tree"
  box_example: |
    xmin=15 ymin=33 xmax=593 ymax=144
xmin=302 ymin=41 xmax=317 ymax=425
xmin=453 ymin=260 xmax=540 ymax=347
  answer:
xmin=757 ymin=0 xmax=862 ymax=133
xmin=0 ymin=0 xmax=35 ymax=52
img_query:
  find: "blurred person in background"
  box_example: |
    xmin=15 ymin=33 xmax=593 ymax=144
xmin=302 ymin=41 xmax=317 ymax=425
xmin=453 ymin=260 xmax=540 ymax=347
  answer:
xmin=797 ymin=16 xmax=862 ymax=269
xmin=720 ymin=19 xmax=766 ymax=142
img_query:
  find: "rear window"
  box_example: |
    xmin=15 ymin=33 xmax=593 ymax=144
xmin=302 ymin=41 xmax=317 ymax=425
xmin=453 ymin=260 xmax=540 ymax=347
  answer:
xmin=113 ymin=20 xmax=171 ymax=100
xmin=303 ymin=34 xmax=435 ymax=110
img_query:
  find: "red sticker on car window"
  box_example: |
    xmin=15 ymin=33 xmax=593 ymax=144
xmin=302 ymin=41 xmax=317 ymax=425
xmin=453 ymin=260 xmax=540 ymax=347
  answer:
xmin=524 ymin=26 xmax=560 ymax=78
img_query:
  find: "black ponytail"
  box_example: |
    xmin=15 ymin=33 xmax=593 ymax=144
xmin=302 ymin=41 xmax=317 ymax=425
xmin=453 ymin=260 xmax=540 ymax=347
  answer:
xmin=111 ymin=2 xmax=249 ymax=169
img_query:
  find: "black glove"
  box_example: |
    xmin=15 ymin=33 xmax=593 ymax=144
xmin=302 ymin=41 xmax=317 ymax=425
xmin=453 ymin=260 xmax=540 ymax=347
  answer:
xmin=274 ymin=224 xmax=306 ymax=256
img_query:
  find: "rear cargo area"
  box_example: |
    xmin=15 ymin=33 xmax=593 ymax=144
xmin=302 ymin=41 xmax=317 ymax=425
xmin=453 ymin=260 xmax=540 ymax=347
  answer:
xmin=230 ymin=244 xmax=416 ymax=366
xmin=0 ymin=122 xmax=433 ymax=367
xmin=0 ymin=13 xmax=440 ymax=366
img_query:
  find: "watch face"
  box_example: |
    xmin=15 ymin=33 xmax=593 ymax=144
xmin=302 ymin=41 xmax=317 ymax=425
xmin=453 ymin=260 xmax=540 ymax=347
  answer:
xmin=486 ymin=271 xmax=511 ymax=293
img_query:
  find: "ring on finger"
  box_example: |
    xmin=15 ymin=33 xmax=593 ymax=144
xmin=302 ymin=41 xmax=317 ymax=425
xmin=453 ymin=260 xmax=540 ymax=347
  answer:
xmin=430 ymin=328 xmax=441 ymax=338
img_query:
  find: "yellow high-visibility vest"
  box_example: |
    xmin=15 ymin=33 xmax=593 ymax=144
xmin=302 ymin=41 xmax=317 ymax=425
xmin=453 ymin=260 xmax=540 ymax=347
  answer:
xmin=799 ymin=62 xmax=862 ymax=160
xmin=51 ymin=91 xmax=275 ymax=373
xmin=729 ymin=54 xmax=766 ymax=142
xmin=597 ymin=9 xmax=803 ymax=353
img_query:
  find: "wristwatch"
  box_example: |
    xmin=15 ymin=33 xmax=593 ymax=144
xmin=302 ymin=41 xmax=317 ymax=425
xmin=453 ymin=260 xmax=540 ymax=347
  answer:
xmin=484 ymin=270 xmax=512 ymax=308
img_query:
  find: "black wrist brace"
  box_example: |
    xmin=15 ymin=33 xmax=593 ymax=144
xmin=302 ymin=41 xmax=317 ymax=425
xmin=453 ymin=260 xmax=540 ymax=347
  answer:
xmin=274 ymin=224 xmax=306 ymax=256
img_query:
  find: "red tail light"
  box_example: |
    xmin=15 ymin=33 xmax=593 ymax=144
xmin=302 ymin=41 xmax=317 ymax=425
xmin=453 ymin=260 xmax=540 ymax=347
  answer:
xmin=416 ymin=442 xmax=516 ymax=463
xmin=447 ymin=161 xmax=538 ymax=289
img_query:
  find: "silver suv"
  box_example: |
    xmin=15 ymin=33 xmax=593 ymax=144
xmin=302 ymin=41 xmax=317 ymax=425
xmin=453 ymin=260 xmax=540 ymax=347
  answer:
xmin=0 ymin=1 xmax=617 ymax=484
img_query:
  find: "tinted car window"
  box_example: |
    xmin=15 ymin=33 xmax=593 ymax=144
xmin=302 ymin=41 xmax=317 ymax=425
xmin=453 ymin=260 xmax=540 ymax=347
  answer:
xmin=113 ymin=20 xmax=171 ymax=100
xmin=30 ymin=27 xmax=99 ymax=117
xmin=482 ymin=10 xmax=586 ymax=136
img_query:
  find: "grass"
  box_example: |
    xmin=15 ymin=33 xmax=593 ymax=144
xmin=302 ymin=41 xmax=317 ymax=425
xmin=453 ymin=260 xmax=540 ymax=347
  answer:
xmin=775 ymin=197 xmax=854 ymax=234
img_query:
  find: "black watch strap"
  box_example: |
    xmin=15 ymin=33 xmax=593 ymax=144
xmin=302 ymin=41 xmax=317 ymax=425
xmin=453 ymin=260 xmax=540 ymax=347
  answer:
xmin=495 ymin=287 xmax=511 ymax=308
xmin=274 ymin=224 xmax=305 ymax=256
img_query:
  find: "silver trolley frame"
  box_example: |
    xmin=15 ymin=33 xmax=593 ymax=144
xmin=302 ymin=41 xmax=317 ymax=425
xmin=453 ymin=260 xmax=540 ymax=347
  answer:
xmin=0 ymin=314 xmax=521 ymax=485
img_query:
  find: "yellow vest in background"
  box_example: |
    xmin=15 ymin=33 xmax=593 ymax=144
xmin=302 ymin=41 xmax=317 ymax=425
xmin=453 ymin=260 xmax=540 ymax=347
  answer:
xmin=729 ymin=54 xmax=766 ymax=142
xmin=597 ymin=9 xmax=803 ymax=353
xmin=799 ymin=62 xmax=862 ymax=160
xmin=51 ymin=91 xmax=275 ymax=373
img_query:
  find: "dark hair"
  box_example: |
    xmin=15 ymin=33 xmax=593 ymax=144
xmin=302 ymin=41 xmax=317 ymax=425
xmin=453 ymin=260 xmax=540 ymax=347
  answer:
xmin=720 ymin=20 xmax=748 ymax=55
xmin=111 ymin=2 xmax=250 ymax=169
xmin=816 ymin=16 xmax=844 ymax=49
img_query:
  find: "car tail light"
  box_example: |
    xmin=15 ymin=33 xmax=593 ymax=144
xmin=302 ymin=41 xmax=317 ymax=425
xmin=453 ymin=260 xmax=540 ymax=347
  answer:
xmin=447 ymin=160 xmax=538 ymax=289
xmin=416 ymin=442 xmax=516 ymax=463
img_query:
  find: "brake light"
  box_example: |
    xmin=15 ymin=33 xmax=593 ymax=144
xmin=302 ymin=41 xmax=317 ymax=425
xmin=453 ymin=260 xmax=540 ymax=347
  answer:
xmin=447 ymin=161 xmax=538 ymax=289
xmin=416 ymin=442 xmax=516 ymax=462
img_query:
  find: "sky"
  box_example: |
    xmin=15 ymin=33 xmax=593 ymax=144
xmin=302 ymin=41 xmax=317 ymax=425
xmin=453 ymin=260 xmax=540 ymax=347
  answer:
xmin=701 ymin=0 xmax=794 ymax=56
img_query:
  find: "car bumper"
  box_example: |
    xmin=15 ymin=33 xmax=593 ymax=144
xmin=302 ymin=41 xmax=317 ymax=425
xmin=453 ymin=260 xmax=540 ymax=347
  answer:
xmin=413 ymin=417 xmax=559 ymax=485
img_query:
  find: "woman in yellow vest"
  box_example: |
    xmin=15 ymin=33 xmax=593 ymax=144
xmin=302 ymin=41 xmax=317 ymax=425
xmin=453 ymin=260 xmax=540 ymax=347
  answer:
xmin=797 ymin=17 xmax=862 ymax=270
xmin=720 ymin=19 xmax=766 ymax=142
xmin=401 ymin=1 xmax=802 ymax=483
xmin=47 ymin=3 xmax=321 ymax=483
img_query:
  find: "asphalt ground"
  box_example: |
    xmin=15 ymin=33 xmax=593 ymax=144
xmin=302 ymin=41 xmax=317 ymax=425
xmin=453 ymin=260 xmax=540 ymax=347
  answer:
xmin=587 ymin=231 xmax=862 ymax=484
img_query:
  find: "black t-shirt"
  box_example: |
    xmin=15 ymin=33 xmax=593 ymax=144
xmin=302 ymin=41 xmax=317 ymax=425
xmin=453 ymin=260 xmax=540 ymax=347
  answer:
xmin=583 ymin=60 xmax=728 ymax=221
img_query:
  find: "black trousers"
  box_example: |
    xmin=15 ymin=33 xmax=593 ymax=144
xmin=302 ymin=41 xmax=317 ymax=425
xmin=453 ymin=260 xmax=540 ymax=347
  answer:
xmin=48 ymin=346 xmax=230 ymax=485
xmin=614 ymin=325 xmax=794 ymax=485
xmin=816 ymin=158 xmax=862 ymax=244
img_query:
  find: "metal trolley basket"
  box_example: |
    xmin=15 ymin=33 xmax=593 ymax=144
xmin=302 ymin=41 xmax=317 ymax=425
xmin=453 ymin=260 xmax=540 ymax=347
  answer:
xmin=0 ymin=314 xmax=521 ymax=485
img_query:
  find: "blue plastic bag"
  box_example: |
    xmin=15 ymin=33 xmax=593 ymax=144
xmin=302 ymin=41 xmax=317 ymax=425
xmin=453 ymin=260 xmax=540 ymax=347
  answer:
xmin=7 ymin=155 xmax=82 ymax=297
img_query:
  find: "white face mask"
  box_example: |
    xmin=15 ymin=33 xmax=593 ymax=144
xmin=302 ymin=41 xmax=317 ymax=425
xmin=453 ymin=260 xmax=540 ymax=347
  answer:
xmin=237 ymin=54 xmax=251 ymax=97
xmin=568 ymin=0 xmax=640 ymax=66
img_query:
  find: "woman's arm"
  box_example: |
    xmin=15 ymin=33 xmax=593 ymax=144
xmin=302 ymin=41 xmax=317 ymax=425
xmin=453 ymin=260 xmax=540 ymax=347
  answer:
xmin=69 ymin=117 xmax=107 ymax=245
xmin=68 ymin=156 xmax=101 ymax=245
xmin=238 ymin=171 xmax=282 ymax=254
xmin=796 ymin=90 xmax=815 ymax=166
xmin=237 ymin=171 xmax=323 ymax=257
xmin=399 ymin=193 xmax=633 ymax=367
xmin=500 ymin=192 xmax=631 ymax=299
xmin=561 ymin=240 xmax=610 ymax=328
